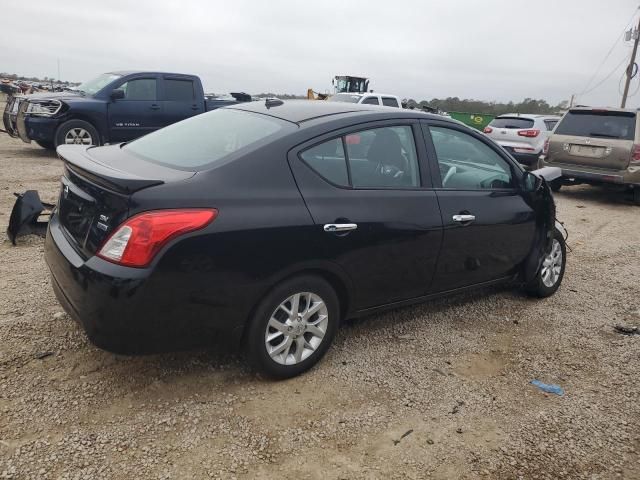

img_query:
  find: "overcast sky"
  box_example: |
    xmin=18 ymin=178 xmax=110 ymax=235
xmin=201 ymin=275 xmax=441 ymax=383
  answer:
xmin=2 ymin=0 xmax=639 ymax=107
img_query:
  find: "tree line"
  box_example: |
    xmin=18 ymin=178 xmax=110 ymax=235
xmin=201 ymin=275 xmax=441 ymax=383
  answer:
xmin=405 ymin=97 xmax=569 ymax=115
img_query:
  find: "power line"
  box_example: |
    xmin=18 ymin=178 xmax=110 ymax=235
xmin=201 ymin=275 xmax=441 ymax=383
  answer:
xmin=579 ymin=6 xmax=639 ymax=95
xmin=580 ymin=55 xmax=629 ymax=97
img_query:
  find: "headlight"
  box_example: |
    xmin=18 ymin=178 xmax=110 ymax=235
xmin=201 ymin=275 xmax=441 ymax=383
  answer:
xmin=25 ymin=100 xmax=62 ymax=116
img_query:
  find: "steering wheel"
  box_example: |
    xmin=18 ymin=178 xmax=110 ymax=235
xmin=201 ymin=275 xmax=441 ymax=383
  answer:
xmin=442 ymin=165 xmax=457 ymax=187
xmin=376 ymin=162 xmax=404 ymax=180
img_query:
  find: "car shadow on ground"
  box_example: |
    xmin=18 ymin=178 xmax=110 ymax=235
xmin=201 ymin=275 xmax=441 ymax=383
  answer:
xmin=7 ymin=147 xmax=58 ymax=159
xmin=554 ymin=185 xmax=636 ymax=207
xmin=81 ymin=284 xmax=517 ymax=386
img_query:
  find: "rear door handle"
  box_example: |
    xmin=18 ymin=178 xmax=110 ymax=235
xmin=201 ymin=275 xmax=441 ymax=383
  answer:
xmin=324 ymin=223 xmax=358 ymax=233
xmin=452 ymin=214 xmax=476 ymax=223
xmin=150 ymin=104 xmax=160 ymax=110
xmin=191 ymin=104 xmax=200 ymax=110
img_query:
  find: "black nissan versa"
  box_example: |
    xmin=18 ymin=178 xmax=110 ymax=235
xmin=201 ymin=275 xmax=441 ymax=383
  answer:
xmin=45 ymin=100 xmax=567 ymax=378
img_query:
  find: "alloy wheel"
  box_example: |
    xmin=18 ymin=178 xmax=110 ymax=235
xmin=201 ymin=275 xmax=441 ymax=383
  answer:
xmin=541 ymin=238 xmax=563 ymax=288
xmin=64 ymin=128 xmax=93 ymax=145
xmin=264 ymin=292 xmax=329 ymax=365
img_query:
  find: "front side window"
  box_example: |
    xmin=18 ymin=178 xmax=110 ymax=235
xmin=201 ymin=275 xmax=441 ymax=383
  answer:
xmin=120 ymin=79 xmax=157 ymax=101
xmin=361 ymin=97 xmax=379 ymax=105
xmin=429 ymin=126 xmax=513 ymax=190
xmin=164 ymin=79 xmax=195 ymax=101
xmin=382 ymin=97 xmax=399 ymax=107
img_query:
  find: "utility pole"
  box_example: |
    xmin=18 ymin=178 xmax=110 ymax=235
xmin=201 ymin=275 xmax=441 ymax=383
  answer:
xmin=569 ymin=94 xmax=575 ymax=107
xmin=621 ymin=15 xmax=640 ymax=108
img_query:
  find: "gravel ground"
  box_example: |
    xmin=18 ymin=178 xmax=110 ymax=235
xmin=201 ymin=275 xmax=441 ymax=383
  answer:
xmin=0 ymin=117 xmax=639 ymax=479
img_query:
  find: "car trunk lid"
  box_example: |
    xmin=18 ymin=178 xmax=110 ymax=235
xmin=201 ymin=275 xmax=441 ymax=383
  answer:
xmin=547 ymin=110 xmax=636 ymax=170
xmin=56 ymin=144 xmax=194 ymax=258
xmin=485 ymin=116 xmax=539 ymax=152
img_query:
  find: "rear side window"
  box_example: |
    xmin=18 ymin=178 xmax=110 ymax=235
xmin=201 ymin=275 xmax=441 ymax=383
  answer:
xmin=489 ymin=117 xmax=535 ymax=129
xmin=361 ymin=97 xmax=379 ymax=105
xmin=554 ymin=110 xmax=636 ymax=140
xmin=300 ymin=139 xmax=348 ymax=186
xmin=382 ymin=97 xmax=399 ymax=107
xmin=125 ymin=109 xmax=287 ymax=170
xmin=300 ymin=126 xmax=420 ymax=189
xmin=544 ymin=119 xmax=558 ymax=131
xmin=164 ymin=79 xmax=195 ymax=101
xmin=120 ymin=79 xmax=157 ymax=101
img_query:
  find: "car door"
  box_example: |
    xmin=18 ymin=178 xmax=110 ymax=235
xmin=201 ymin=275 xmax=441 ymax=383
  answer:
xmin=160 ymin=76 xmax=204 ymax=125
xmin=288 ymin=121 xmax=443 ymax=310
xmin=421 ymin=120 xmax=536 ymax=292
xmin=108 ymin=76 xmax=162 ymax=142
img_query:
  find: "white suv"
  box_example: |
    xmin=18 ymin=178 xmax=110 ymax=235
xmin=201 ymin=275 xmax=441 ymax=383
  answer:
xmin=483 ymin=114 xmax=560 ymax=168
xmin=328 ymin=92 xmax=402 ymax=108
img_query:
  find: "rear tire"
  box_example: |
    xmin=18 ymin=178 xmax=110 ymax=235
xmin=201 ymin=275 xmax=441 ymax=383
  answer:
xmin=54 ymin=119 xmax=100 ymax=148
xmin=245 ymin=275 xmax=340 ymax=379
xmin=525 ymin=228 xmax=566 ymax=298
xmin=36 ymin=140 xmax=55 ymax=151
xmin=549 ymin=179 xmax=562 ymax=192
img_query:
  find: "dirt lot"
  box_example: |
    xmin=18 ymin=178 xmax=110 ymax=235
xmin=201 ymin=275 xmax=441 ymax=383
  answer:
xmin=0 ymin=123 xmax=639 ymax=480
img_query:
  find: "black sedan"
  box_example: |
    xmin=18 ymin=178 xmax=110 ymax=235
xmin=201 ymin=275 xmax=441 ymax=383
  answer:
xmin=45 ymin=100 xmax=566 ymax=378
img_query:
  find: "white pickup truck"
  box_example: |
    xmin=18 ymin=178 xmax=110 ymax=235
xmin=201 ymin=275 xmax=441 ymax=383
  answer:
xmin=328 ymin=92 xmax=402 ymax=108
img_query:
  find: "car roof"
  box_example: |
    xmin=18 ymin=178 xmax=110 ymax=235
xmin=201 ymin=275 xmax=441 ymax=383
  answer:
xmin=230 ymin=99 xmax=433 ymax=124
xmin=497 ymin=113 xmax=560 ymax=119
xmin=568 ymin=106 xmax=636 ymax=114
xmin=106 ymin=71 xmax=196 ymax=77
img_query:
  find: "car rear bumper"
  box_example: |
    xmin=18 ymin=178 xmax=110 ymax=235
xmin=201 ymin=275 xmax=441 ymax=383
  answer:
xmin=539 ymin=156 xmax=640 ymax=186
xmin=45 ymin=213 xmax=246 ymax=353
xmin=503 ymin=147 xmax=539 ymax=167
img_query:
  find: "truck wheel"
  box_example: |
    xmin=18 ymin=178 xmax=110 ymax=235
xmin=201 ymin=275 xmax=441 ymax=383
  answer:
xmin=36 ymin=140 xmax=55 ymax=151
xmin=55 ymin=120 xmax=100 ymax=147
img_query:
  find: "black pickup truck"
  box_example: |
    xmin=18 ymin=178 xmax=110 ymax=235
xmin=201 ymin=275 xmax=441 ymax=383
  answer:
xmin=2 ymin=71 xmax=250 ymax=150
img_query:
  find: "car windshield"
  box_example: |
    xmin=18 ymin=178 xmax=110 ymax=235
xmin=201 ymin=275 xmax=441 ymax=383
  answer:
xmin=125 ymin=108 xmax=289 ymax=170
xmin=328 ymin=94 xmax=361 ymax=103
xmin=489 ymin=117 xmax=535 ymax=129
xmin=555 ymin=110 xmax=636 ymax=140
xmin=73 ymin=73 xmax=122 ymax=96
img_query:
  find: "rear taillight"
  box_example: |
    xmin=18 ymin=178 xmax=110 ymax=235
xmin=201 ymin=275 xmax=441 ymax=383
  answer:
xmin=517 ymin=129 xmax=540 ymax=138
xmin=543 ymin=139 xmax=550 ymax=155
xmin=483 ymin=126 xmax=493 ymax=134
xmin=98 ymin=209 xmax=217 ymax=267
xmin=631 ymin=144 xmax=640 ymax=165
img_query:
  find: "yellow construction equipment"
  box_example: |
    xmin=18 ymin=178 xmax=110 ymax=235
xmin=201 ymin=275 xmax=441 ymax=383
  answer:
xmin=307 ymin=75 xmax=370 ymax=100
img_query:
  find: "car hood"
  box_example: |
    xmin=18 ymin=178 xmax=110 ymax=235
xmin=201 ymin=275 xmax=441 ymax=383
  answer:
xmin=20 ymin=90 xmax=87 ymax=102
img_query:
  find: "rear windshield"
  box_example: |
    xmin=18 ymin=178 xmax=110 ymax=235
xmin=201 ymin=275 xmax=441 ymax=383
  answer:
xmin=555 ymin=110 xmax=636 ymax=140
xmin=489 ymin=117 xmax=534 ymax=129
xmin=125 ymin=109 xmax=289 ymax=170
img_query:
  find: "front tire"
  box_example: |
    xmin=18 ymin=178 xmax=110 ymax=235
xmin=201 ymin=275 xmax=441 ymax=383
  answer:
xmin=549 ymin=179 xmax=562 ymax=192
xmin=245 ymin=275 xmax=340 ymax=379
xmin=525 ymin=228 xmax=566 ymax=298
xmin=54 ymin=119 xmax=100 ymax=147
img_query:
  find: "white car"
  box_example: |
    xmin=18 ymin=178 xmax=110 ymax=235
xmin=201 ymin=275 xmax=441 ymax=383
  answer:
xmin=328 ymin=92 xmax=402 ymax=108
xmin=483 ymin=114 xmax=560 ymax=168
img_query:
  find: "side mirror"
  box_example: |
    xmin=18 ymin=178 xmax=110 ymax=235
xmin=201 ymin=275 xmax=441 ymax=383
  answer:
xmin=110 ymin=89 xmax=125 ymax=101
xmin=522 ymin=170 xmax=542 ymax=192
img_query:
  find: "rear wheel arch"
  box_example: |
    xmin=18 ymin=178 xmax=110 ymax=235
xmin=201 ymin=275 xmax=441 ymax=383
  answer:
xmin=239 ymin=267 xmax=352 ymax=344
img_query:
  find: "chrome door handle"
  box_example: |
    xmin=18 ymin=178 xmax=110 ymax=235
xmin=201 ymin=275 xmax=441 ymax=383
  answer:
xmin=324 ymin=223 xmax=358 ymax=232
xmin=452 ymin=214 xmax=476 ymax=223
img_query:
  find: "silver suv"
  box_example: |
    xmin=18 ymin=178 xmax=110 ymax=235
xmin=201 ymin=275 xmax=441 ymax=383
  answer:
xmin=484 ymin=114 xmax=560 ymax=168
